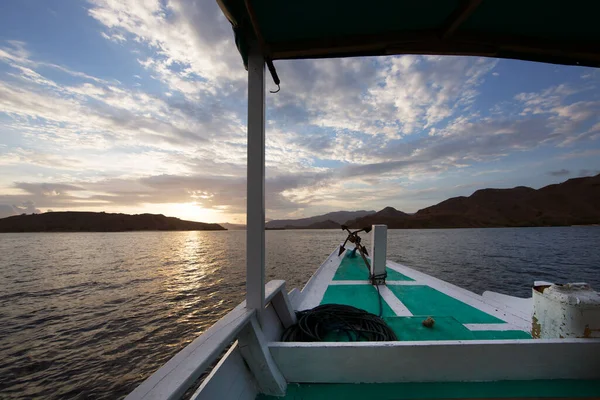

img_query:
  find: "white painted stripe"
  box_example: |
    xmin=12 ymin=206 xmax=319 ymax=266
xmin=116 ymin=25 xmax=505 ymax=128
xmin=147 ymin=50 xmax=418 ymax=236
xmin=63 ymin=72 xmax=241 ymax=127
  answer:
xmin=329 ymin=280 xmax=423 ymax=285
xmin=270 ymin=339 xmax=600 ymax=383
xmin=464 ymin=323 xmax=522 ymax=331
xmin=385 ymin=281 xmax=423 ymax=286
xmin=297 ymin=247 xmax=344 ymax=310
xmin=385 ymin=260 xmax=531 ymax=330
xmin=378 ymin=285 xmax=413 ymax=316
xmin=271 ymin=338 xmax=600 ymax=347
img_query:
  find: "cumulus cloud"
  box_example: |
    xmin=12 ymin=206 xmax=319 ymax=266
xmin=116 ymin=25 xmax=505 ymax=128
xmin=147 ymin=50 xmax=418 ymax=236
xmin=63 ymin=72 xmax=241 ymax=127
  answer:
xmin=88 ymin=0 xmax=246 ymax=99
xmin=0 ymin=201 xmax=40 ymax=219
xmin=548 ymin=169 xmax=570 ymax=176
xmin=1 ymin=0 xmax=599 ymax=221
xmin=272 ymin=55 xmax=497 ymax=139
xmin=579 ymin=169 xmax=600 ymax=177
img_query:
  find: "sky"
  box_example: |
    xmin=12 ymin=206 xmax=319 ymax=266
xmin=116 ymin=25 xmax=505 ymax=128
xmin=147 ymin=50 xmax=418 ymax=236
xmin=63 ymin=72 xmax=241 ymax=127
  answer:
xmin=0 ymin=1 xmax=599 ymax=224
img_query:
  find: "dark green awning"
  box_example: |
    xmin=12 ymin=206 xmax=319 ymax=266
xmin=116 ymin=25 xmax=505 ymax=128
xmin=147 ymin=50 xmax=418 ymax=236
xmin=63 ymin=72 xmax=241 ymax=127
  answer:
xmin=217 ymin=0 xmax=600 ymax=73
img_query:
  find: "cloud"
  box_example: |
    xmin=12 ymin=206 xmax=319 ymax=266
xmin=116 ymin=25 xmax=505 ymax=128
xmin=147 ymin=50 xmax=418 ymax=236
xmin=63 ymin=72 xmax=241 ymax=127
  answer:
xmin=1 ymin=1 xmax=600 ymax=221
xmin=15 ymin=182 xmax=85 ymax=196
xmin=0 ymin=148 xmax=82 ymax=169
xmin=0 ymin=169 xmax=333 ymax=218
xmin=0 ymin=40 xmax=110 ymax=84
xmin=88 ymin=0 xmax=246 ymax=99
xmin=548 ymin=169 xmax=570 ymax=176
xmin=0 ymin=201 xmax=40 ymax=219
xmin=0 ymin=40 xmax=246 ymax=156
xmin=514 ymin=84 xmax=600 ymax=146
xmin=100 ymin=32 xmax=126 ymax=43
xmin=579 ymin=169 xmax=600 ymax=177
xmin=272 ymin=55 xmax=497 ymax=139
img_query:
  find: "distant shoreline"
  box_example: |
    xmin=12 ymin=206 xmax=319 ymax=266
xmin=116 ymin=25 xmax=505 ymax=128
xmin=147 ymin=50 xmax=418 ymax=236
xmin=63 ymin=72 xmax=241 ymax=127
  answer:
xmin=2 ymin=225 xmax=600 ymax=235
xmin=2 ymin=224 xmax=598 ymax=234
xmin=0 ymin=211 xmax=225 ymax=233
xmin=267 ymin=224 xmax=600 ymax=231
xmin=0 ymin=229 xmax=231 ymax=233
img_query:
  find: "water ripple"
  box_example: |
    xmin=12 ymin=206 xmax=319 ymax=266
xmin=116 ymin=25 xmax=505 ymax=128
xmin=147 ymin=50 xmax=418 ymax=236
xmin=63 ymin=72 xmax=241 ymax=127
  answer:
xmin=0 ymin=228 xmax=599 ymax=399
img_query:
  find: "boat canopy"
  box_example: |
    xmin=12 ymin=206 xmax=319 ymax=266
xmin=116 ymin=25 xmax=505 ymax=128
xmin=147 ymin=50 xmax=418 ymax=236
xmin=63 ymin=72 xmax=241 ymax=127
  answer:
xmin=218 ymin=0 xmax=600 ymax=84
xmin=215 ymin=0 xmax=600 ymax=317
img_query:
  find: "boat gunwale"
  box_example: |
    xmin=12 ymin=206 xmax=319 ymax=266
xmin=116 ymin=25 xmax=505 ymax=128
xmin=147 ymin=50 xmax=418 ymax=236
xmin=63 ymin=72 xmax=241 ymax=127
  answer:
xmin=297 ymin=244 xmax=532 ymax=331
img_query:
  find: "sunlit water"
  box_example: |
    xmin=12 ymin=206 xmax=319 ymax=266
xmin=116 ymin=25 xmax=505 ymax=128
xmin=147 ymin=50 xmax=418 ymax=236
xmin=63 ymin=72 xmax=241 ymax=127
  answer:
xmin=1 ymin=227 xmax=599 ymax=399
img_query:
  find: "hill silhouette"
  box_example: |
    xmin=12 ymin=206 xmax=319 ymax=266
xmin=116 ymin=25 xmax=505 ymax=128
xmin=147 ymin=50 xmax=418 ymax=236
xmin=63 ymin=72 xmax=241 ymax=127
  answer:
xmin=347 ymin=174 xmax=600 ymax=228
xmin=0 ymin=212 xmax=225 ymax=232
xmin=280 ymin=219 xmax=341 ymax=229
xmin=265 ymin=210 xmax=374 ymax=229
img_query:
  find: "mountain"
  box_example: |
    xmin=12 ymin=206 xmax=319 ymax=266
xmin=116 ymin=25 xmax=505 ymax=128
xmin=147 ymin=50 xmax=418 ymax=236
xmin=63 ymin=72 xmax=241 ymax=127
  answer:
xmin=279 ymin=219 xmax=341 ymax=229
xmin=265 ymin=210 xmax=375 ymax=229
xmin=345 ymin=206 xmax=408 ymax=228
xmin=347 ymin=174 xmax=600 ymax=229
xmin=304 ymin=219 xmax=342 ymax=229
xmin=0 ymin=212 xmax=225 ymax=232
xmin=220 ymin=223 xmax=246 ymax=230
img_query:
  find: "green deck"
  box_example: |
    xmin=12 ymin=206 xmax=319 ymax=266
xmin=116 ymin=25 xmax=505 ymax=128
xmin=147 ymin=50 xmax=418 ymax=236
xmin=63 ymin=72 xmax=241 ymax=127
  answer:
xmin=387 ymin=285 xmax=503 ymax=324
xmin=258 ymin=380 xmax=600 ymax=399
xmin=333 ymin=251 xmax=414 ymax=281
xmin=256 ymin=253 xmax=595 ymax=400
xmin=321 ymin=285 xmax=396 ymax=317
xmin=320 ymin=252 xmax=531 ymax=341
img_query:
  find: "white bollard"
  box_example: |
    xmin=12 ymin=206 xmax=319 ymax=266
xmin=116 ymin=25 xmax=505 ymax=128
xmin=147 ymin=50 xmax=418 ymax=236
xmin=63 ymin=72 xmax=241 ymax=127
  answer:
xmin=370 ymin=225 xmax=387 ymax=284
xmin=532 ymin=283 xmax=600 ymax=339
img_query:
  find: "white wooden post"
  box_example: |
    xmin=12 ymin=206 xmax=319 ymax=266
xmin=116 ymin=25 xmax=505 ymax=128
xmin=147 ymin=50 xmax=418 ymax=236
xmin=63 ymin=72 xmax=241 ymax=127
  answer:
xmin=370 ymin=225 xmax=387 ymax=284
xmin=238 ymin=317 xmax=287 ymax=396
xmin=246 ymin=42 xmax=266 ymax=315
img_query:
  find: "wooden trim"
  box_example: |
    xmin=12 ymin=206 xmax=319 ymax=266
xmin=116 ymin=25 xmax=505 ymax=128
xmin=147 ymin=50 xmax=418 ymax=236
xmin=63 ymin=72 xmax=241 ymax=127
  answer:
xmin=126 ymin=303 xmax=255 ymax=400
xmin=244 ymin=0 xmax=280 ymax=86
xmin=191 ymin=343 xmax=257 ymax=400
xmin=296 ymin=246 xmax=344 ymax=310
xmin=270 ymin=30 xmax=437 ymax=60
xmin=215 ymin=0 xmax=238 ymax=27
xmin=126 ymin=280 xmax=288 ymax=400
xmin=439 ymin=0 xmax=482 ymax=40
xmin=244 ymin=0 xmax=267 ymax=54
xmin=246 ymin=41 xmax=266 ymax=315
xmin=264 ymin=280 xmax=289 ymax=304
xmin=386 ymin=281 xmax=427 ymax=286
xmin=370 ymin=225 xmax=387 ymax=281
xmin=386 ymin=260 xmax=531 ymax=330
xmin=378 ymin=285 xmax=413 ymax=316
xmin=482 ymin=290 xmax=532 ymax=320
xmin=464 ymin=323 xmax=521 ymax=331
xmin=269 ymin=31 xmax=600 ymax=68
xmin=238 ymin=316 xmax=286 ymax=395
xmin=271 ymin=284 xmax=297 ymax=328
xmin=287 ymin=288 xmax=301 ymax=309
xmin=329 ymin=280 xmax=370 ymax=285
xmin=269 ymin=339 xmax=600 ymax=383
xmin=329 ymin=280 xmax=423 ymax=285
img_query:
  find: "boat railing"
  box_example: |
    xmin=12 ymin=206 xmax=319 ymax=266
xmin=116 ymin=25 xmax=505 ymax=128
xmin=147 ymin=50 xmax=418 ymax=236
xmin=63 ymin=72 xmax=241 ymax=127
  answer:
xmin=126 ymin=279 xmax=295 ymax=400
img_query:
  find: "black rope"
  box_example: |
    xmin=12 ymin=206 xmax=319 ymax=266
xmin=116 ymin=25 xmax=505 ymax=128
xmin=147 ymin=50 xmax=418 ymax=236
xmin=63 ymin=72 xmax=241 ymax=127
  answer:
xmin=375 ymin=283 xmax=383 ymax=318
xmin=281 ymin=304 xmax=397 ymax=342
xmin=370 ymin=272 xmax=387 ymax=317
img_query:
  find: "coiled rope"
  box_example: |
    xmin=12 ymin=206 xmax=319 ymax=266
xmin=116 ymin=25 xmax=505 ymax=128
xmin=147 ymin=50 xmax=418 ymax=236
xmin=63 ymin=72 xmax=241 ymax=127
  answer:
xmin=281 ymin=304 xmax=397 ymax=342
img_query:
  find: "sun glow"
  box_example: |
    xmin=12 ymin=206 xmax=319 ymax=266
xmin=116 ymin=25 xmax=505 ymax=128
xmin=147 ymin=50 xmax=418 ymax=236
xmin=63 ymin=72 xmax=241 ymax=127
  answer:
xmin=41 ymin=202 xmax=236 ymax=224
xmin=161 ymin=202 xmax=223 ymax=223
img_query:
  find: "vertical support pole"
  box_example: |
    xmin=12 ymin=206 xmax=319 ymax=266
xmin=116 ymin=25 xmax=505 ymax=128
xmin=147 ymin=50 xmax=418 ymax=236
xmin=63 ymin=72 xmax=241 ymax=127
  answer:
xmin=370 ymin=225 xmax=387 ymax=284
xmin=246 ymin=42 xmax=266 ymax=315
xmin=238 ymin=316 xmax=287 ymax=395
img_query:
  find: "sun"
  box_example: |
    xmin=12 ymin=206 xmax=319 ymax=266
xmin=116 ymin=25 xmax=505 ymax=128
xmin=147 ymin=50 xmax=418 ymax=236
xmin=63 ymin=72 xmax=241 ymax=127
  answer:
xmin=163 ymin=202 xmax=219 ymax=223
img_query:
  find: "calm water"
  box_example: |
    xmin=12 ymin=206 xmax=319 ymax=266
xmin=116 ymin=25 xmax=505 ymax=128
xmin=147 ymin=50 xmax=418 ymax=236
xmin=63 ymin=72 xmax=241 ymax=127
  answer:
xmin=1 ymin=227 xmax=599 ymax=399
